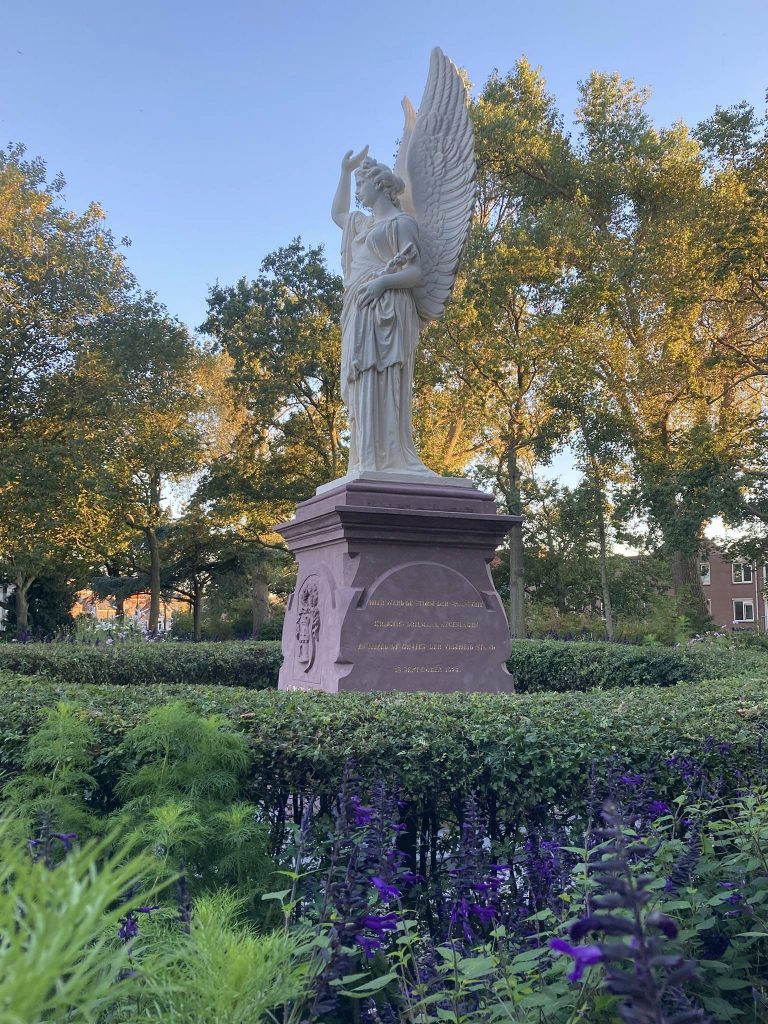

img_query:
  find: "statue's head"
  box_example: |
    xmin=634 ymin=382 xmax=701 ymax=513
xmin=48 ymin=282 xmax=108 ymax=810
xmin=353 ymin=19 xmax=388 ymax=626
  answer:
xmin=355 ymin=157 xmax=405 ymax=209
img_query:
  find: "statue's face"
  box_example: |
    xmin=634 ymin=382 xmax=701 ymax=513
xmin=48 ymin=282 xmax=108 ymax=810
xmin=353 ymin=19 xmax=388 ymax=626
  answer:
xmin=355 ymin=171 xmax=378 ymax=210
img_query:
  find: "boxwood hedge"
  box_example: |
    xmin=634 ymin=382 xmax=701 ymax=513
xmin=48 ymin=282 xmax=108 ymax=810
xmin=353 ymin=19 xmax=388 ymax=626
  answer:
xmin=0 ymin=640 xmax=282 ymax=689
xmin=506 ymin=638 xmax=768 ymax=692
xmin=1 ymin=637 xmax=765 ymax=692
xmin=1 ymin=674 xmax=765 ymax=852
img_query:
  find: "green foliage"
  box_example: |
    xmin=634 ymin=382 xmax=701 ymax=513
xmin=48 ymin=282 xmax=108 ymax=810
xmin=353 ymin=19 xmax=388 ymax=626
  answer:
xmin=0 ymin=819 xmax=156 ymax=1023
xmin=2 ymin=701 xmax=99 ymax=839
xmin=112 ymin=701 xmax=273 ymax=908
xmin=0 ymin=639 xmax=282 ymax=688
xmin=0 ymin=675 xmax=764 ymax=860
xmin=507 ymin=637 xmax=768 ymax=692
xmin=170 ymin=610 xmax=194 ymax=637
xmin=7 ymin=633 xmax=763 ymax=696
xmin=135 ymin=890 xmax=308 ymax=1023
xmin=0 ymin=144 xmax=134 ymax=631
xmin=649 ymin=787 xmax=768 ymax=1020
xmin=116 ymin=701 xmax=251 ymax=806
xmin=2 ymin=570 xmax=79 ymax=634
xmin=201 ymin=238 xmax=347 ymax=499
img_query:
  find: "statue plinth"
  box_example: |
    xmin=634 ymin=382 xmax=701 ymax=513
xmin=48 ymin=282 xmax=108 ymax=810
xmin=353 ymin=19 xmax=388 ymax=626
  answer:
xmin=276 ymin=478 xmax=517 ymax=693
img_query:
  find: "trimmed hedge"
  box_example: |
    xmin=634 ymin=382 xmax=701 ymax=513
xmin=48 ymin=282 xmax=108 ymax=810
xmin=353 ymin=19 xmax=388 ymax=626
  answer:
xmin=2 ymin=637 xmax=766 ymax=693
xmin=507 ymin=638 xmax=768 ymax=692
xmin=1 ymin=675 xmax=765 ymax=840
xmin=0 ymin=640 xmax=282 ymax=689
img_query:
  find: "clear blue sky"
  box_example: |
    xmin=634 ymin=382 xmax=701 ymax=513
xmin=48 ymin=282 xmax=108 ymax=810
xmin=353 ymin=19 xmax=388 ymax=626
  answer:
xmin=4 ymin=0 xmax=767 ymax=335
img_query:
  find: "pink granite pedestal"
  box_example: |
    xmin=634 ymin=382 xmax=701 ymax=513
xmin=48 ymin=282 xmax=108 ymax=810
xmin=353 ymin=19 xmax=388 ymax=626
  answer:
xmin=276 ymin=477 xmax=518 ymax=693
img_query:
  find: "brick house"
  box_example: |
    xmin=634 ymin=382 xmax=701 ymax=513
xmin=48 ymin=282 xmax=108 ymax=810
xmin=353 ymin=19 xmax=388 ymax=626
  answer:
xmin=72 ymin=591 xmax=188 ymax=632
xmin=699 ymin=548 xmax=767 ymax=632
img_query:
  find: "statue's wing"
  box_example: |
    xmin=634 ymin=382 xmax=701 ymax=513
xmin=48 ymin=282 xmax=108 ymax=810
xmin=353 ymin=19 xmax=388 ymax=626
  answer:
xmin=393 ymin=97 xmax=417 ymax=218
xmin=407 ymin=47 xmax=475 ymax=322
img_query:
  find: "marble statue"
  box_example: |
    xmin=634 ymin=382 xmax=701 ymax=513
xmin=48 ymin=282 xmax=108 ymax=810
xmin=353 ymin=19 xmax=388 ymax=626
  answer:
xmin=331 ymin=47 xmax=475 ymax=479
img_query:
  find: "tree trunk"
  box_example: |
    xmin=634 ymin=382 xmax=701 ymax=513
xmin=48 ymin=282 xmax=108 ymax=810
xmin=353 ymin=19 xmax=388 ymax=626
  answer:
xmin=146 ymin=471 xmax=162 ymax=633
xmin=670 ymin=548 xmax=708 ymax=623
xmin=251 ymin=564 xmax=270 ymax=639
xmin=145 ymin=527 xmax=161 ymax=633
xmin=506 ymin=441 xmax=526 ymax=638
xmin=14 ymin=575 xmax=34 ymax=634
xmin=593 ymin=476 xmax=614 ymax=641
xmin=192 ymin=580 xmax=202 ymax=642
xmin=115 ymin=594 xmax=125 ymax=623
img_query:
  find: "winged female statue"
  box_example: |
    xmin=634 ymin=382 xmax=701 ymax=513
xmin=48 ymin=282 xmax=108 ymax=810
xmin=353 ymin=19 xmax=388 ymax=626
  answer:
xmin=331 ymin=47 xmax=475 ymax=479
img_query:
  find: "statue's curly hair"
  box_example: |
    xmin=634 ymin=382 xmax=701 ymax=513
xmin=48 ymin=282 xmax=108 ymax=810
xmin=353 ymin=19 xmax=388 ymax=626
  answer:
xmin=356 ymin=157 xmax=405 ymax=208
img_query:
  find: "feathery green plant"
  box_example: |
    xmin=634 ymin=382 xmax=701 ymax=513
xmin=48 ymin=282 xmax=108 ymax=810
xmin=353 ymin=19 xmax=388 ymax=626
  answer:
xmin=135 ymin=889 xmax=309 ymax=1023
xmin=2 ymin=700 xmax=99 ymax=841
xmin=112 ymin=701 xmax=274 ymax=909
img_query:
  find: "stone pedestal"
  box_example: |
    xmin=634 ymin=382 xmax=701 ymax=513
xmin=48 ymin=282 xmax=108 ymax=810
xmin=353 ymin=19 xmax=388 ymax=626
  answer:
xmin=276 ymin=476 xmax=518 ymax=693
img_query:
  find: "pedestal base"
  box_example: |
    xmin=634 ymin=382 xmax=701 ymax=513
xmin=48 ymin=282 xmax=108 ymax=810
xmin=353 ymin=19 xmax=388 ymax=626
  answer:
xmin=276 ymin=479 xmax=518 ymax=693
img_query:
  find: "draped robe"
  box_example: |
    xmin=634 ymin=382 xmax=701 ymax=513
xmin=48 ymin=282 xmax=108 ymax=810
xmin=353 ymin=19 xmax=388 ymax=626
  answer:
xmin=341 ymin=211 xmax=433 ymax=475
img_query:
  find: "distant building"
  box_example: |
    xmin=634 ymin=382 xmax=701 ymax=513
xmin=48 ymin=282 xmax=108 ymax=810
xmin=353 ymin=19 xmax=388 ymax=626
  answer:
xmin=0 ymin=583 xmax=14 ymax=630
xmin=700 ymin=549 xmax=767 ymax=632
xmin=72 ymin=591 xmax=188 ymax=632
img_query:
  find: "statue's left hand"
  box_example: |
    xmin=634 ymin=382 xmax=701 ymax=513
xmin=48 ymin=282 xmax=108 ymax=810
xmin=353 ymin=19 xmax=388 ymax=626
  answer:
xmin=358 ymin=278 xmax=386 ymax=308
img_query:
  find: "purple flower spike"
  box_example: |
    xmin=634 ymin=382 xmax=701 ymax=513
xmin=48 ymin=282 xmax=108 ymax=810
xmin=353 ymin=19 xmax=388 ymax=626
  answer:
xmin=398 ymin=871 xmax=424 ymax=886
xmin=549 ymin=937 xmax=604 ymax=982
xmin=360 ymin=913 xmax=399 ymax=937
xmin=349 ymin=795 xmax=374 ymax=827
xmin=470 ymin=903 xmax=496 ymax=924
xmin=371 ymin=876 xmax=401 ymax=901
xmin=356 ymin=935 xmax=382 ymax=959
xmin=646 ymin=912 xmax=678 ymax=939
xmin=620 ymin=772 xmax=643 ymax=787
xmin=53 ymin=832 xmax=78 ymax=851
xmin=118 ymin=914 xmax=140 ymax=943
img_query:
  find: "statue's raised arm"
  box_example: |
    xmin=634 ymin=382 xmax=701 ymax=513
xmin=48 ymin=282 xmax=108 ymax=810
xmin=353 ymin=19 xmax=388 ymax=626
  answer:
xmin=331 ymin=48 xmax=475 ymax=482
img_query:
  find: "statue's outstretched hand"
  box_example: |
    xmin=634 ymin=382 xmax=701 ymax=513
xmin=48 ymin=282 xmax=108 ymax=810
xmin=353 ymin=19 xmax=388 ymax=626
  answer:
xmin=342 ymin=146 xmax=369 ymax=173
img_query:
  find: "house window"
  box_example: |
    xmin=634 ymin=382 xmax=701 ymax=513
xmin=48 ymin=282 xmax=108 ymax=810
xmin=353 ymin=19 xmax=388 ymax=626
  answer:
xmin=733 ymin=599 xmax=755 ymax=623
xmin=732 ymin=562 xmax=753 ymax=584
xmin=700 ymin=562 xmax=711 ymax=586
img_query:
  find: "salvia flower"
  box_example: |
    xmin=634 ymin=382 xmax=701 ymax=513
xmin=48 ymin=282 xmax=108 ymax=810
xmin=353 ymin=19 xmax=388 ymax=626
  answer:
xmin=370 ymin=876 xmax=401 ymax=902
xmin=563 ymin=801 xmax=710 ymax=1023
xmin=52 ymin=832 xmax=78 ymax=851
xmin=118 ymin=906 xmax=158 ymax=944
xmin=549 ymin=937 xmax=604 ymax=982
xmin=360 ymin=912 xmax=399 ymax=937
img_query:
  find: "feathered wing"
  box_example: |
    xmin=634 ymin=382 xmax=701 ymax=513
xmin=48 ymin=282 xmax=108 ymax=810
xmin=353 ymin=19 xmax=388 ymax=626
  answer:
xmin=404 ymin=47 xmax=475 ymax=322
xmin=393 ymin=97 xmax=417 ymax=218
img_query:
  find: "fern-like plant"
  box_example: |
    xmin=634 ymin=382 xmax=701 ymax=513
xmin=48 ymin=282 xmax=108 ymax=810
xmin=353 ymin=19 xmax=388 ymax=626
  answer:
xmin=136 ymin=889 xmax=309 ymax=1023
xmin=2 ymin=700 xmax=99 ymax=842
xmin=112 ymin=702 xmax=273 ymax=907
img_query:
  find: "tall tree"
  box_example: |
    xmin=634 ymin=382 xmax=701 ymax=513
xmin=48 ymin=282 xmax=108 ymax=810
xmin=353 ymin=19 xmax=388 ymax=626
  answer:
xmin=0 ymin=144 xmax=132 ymax=630
xmin=201 ymin=239 xmax=346 ymax=497
xmin=470 ymin=60 xmax=768 ymax=623
xmin=418 ymin=65 xmax=577 ymax=635
xmin=82 ymin=295 xmax=219 ymax=631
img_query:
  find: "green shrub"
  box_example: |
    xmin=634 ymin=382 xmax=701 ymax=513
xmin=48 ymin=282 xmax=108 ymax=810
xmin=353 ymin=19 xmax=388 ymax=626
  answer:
xmin=0 ymin=676 xmax=764 ymax=851
xmin=5 ymin=635 xmax=766 ymax=695
xmin=507 ymin=637 xmax=768 ymax=692
xmin=136 ymin=890 xmax=308 ymax=1023
xmin=3 ymin=701 xmax=100 ymax=839
xmin=171 ymin=610 xmax=194 ymax=637
xmin=0 ymin=639 xmax=282 ymax=688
